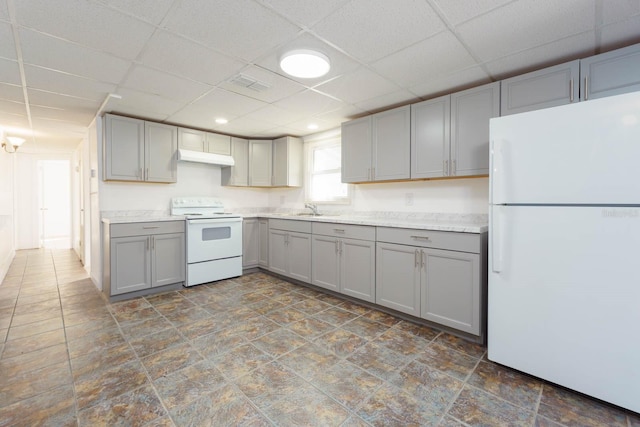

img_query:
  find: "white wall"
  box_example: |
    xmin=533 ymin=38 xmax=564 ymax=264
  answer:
xmin=0 ymin=149 xmax=15 ymax=282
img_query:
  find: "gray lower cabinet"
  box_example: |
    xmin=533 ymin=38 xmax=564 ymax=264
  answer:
xmin=311 ymin=223 xmax=376 ymax=302
xmin=268 ymin=219 xmax=311 ymax=282
xmin=104 ymin=221 xmax=185 ymax=298
xmin=375 ymin=242 xmax=421 ymax=316
xmin=258 ymin=219 xmax=269 ymax=267
xmin=243 ymin=219 xmax=259 ymax=268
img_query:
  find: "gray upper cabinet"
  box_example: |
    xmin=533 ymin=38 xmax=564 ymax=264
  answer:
xmin=272 ymin=136 xmax=303 ymax=187
xmin=581 ymin=43 xmax=640 ymax=100
xmin=451 ymin=82 xmax=500 ymax=177
xmin=411 ymin=95 xmax=450 ymax=179
xmin=145 ymin=122 xmax=177 ymax=183
xmin=178 ymin=127 xmax=205 ymax=151
xmin=206 ymin=132 xmax=231 ymax=155
xmin=104 ymin=114 xmax=177 ymax=183
xmin=500 ymin=60 xmax=580 ymax=116
xmin=249 ymin=140 xmax=272 ymax=187
xmin=222 ymin=137 xmax=249 ymax=186
xmin=342 ymin=105 xmax=410 ymax=183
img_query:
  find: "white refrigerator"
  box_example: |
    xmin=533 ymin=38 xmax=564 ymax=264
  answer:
xmin=489 ymin=91 xmax=640 ymax=413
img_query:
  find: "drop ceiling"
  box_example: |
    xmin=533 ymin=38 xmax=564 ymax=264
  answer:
xmin=1 ymin=0 xmax=639 ymax=151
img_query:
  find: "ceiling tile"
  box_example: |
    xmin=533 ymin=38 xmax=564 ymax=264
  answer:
xmin=457 ymin=0 xmax=596 ymax=63
xmin=28 ymin=89 xmax=99 ymax=109
xmin=122 ymin=65 xmax=212 ymax=103
xmin=0 ymin=21 xmax=16 ymax=60
xmin=0 ymin=112 xmax=29 ymax=130
xmin=30 ymin=104 xmax=96 ymax=125
xmin=240 ymin=104 xmax=307 ymax=127
xmin=15 ymin=0 xmax=155 ymax=60
xmin=273 ymin=89 xmax=344 ymax=117
xmin=373 ymin=31 xmax=477 ymax=89
xmin=484 ymin=32 xmax=595 ymax=78
xmin=163 ymin=0 xmax=301 ymax=62
xmin=409 ymin=66 xmax=491 ymax=99
xmin=112 ymin=87 xmax=184 ymax=118
xmin=0 ymin=83 xmax=23 ymax=102
xmin=430 ymin=0 xmax=513 ymax=25
xmin=0 ymin=57 xmax=20 ymax=85
xmin=354 ymin=89 xmax=419 ymax=113
xmin=138 ymin=30 xmax=246 ymax=86
xmin=166 ymin=103 xmax=237 ymax=131
xmin=180 ymin=88 xmax=268 ymax=118
xmin=315 ymin=67 xmax=401 ymax=104
xmin=313 ymin=104 xmax=368 ymax=124
xmin=284 ymin=117 xmax=334 ymax=134
xmin=257 ymin=0 xmax=350 ymax=28
xmin=600 ymin=15 xmax=640 ymax=49
xmin=0 ymin=1 xmax=8 ymax=21
xmin=214 ymin=117 xmax=276 ymax=136
xmin=111 ymin=106 xmax=171 ymax=123
xmin=24 ymin=65 xmax=117 ymax=101
xmin=601 ymin=1 xmax=640 ymax=25
xmin=0 ymin=99 xmax=28 ymax=116
xmin=219 ymin=65 xmax=306 ymax=103
xmin=254 ymin=32 xmax=361 ymax=87
xmin=19 ymin=28 xmax=131 ymax=84
xmin=95 ymin=0 xmax=175 ymax=25
xmin=312 ymin=0 xmax=446 ymax=62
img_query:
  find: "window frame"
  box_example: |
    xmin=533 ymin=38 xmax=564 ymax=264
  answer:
xmin=304 ymin=129 xmax=352 ymax=205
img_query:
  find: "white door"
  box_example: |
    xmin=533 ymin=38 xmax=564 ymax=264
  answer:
xmin=489 ymin=205 xmax=640 ymax=413
xmin=38 ymin=160 xmax=71 ymax=249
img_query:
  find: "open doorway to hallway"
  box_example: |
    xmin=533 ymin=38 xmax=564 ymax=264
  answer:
xmin=37 ymin=159 xmax=71 ymax=249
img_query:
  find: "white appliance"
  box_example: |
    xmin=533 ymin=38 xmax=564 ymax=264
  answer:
xmin=489 ymin=91 xmax=640 ymax=413
xmin=171 ymin=197 xmax=242 ymax=287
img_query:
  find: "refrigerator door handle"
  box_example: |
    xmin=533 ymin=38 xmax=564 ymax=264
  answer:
xmin=490 ymin=139 xmax=506 ymax=205
xmin=491 ymin=206 xmax=504 ymax=273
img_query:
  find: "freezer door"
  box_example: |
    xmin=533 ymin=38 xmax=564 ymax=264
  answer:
xmin=489 ymin=205 xmax=640 ymax=413
xmin=490 ymin=91 xmax=640 ymax=205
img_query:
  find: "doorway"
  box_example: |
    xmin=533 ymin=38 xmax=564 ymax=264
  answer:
xmin=37 ymin=159 xmax=71 ymax=249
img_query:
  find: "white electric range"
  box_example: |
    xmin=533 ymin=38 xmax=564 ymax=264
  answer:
xmin=171 ymin=197 xmax=242 ymax=287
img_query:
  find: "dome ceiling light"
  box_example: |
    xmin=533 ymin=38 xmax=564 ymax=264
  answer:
xmin=280 ymin=49 xmax=330 ymax=79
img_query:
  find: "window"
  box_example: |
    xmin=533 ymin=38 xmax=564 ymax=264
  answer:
xmin=305 ymin=131 xmax=350 ymax=204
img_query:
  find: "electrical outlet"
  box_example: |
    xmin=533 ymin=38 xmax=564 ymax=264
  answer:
xmin=405 ymin=193 xmax=414 ymax=206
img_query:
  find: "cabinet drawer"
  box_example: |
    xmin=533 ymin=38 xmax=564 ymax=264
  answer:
xmin=376 ymin=227 xmax=481 ymax=253
xmin=269 ymin=219 xmax=311 ymax=234
xmin=312 ymin=222 xmax=375 ymax=241
xmin=111 ymin=221 xmax=185 ymax=238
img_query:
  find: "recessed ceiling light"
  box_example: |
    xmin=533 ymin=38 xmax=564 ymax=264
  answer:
xmin=215 ymin=118 xmax=228 ymax=124
xmin=307 ymin=123 xmax=319 ymax=130
xmin=280 ymin=49 xmax=330 ymax=79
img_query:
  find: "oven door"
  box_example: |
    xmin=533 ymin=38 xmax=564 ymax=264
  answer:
xmin=187 ymin=217 xmax=242 ymax=263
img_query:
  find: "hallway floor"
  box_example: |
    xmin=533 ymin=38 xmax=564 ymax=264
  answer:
xmin=0 ymin=249 xmax=638 ymax=426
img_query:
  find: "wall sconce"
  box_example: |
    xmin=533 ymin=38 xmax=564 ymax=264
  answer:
xmin=2 ymin=136 xmax=25 ymax=153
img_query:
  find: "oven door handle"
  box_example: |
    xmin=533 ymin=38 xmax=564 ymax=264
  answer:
xmin=187 ymin=217 xmax=243 ymax=224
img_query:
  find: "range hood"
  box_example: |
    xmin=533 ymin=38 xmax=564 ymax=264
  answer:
xmin=177 ymin=149 xmax=235 ymax=166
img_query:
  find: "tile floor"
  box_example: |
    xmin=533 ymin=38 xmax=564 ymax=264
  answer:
xmin=0 ymin=249 xmax=638 ymax=427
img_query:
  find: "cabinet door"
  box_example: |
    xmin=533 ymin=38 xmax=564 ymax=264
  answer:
xmin=268 ymin=229 xmax=288 ymax=276
xmin=104 ymin=114 xmax=144 ymax=181
xmin=243 ymin=219 xmax=259 ymax=268
xmin=375 ymin=242 xmax=420 ymax=316
xmin=341 ymin=116 xmax=372 ymax=183
xmin=206 ymin=132 xmax=231 ymax=155
xmin=340 ymin=238 xmax=375 ymax=303
xmin=500 ymin=60 xmax=579 ymax=116
xmin=288 ymin=232 xmax=311 ymax=282
xmin=411 ymin=95 xmax=450 ymax=178
xmin=110 ymin=235 xmax=151 ymax=295
xmin=178 ymin=128 xmax=205 ymax=151
xmin=145 ymin=122 xmax=177 ymax=183
xmin=450 ymin=82 xmax=499 ymax=177
xmin=152 ymin=232 xmax=185 ymax=288
xmin=258 ymin=219 xmax=269 ymax=267
xmin=372 ymin=105 xmax=410 ymax=181
xmin=222 ymin=137 xmax=249 ymax=186
xmin=581 ymin=44 xmax=640 ymax=100
xmin=249 ymin=140 xmax=272 ymax=187
xmin=311 ymin=235 xmax=340 ymax=292
xmin=421 ymin=248 xmax=480 ymax=335
xmin=272 ymin=136 xmax=303 ymax=187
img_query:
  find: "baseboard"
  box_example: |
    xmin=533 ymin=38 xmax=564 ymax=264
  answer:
xmin=0 ymin=249 xmax=16 ymax=284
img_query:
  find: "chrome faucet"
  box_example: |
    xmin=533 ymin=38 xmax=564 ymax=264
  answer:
xmin=304 ymin=203 xmax=320 ymax=216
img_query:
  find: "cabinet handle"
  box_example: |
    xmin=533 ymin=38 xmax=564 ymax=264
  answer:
xmin=584 ymin=76 xmax=588 ymax=100
xmin=444 ymin=160 xmax=448 ymax=176
xmin=335 ymin=240 xmax=339 ymax=253
xmin=569 ymin=78 xmax=574 ymax=102
xmin=146 ymin=237 xmax=149 ymax=250
xmin=421 ymin=249 xmax=426 ymax=268
xmin=152 ymin=236 xmax=155 ymax=250
xmin=410 ymin=235 xmax=430 ymax=241
xmin=415 ymin=249 xmax=420 ymax=267
xmin=142 ymin=226 xmax=160 ymax=229
xmin=339 ymin=240 xmax=343 ymax=255
xmin=333 ymin=229 xmax=345 ymax=234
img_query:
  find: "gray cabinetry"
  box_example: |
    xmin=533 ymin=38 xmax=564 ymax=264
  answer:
xmin=272 ymin=136 xmax=303 ymax=187
xmin=258 ymin=219 xmax=269 ymax=267
xmin=249 ymin=140 xmax=273 ymax=187
xmin=268 ymin=219 xmax=311 ymax=282
xmin=243 ymin=219 xmax=259 ymax=268
xmin=222 ymin=137 xmax=249 ymax=186
xmin=206 ymin=132 xmax=231 ymax=155
xmin=311 ymin=222 xmax=375 ymax=302
xmin=500 ymin=60 xmax=579 ymax=116
xmin=581 ymin=43 xmax=640 ymax=100
xmin=178 ymin=127 xmax=205 ymax=151
xmin=411 ymin=95 xmax=450 ymax=179
xmin=342 ymin=105 xmax=410 ymax=183
xmin=375 ymin=242 xmax=420 ymax=316
xmin=104 ymin=114 xmax=177 ymax=183
xmin=104 ymin=221 xmax=185 ymax=300
xmin=450 ymin=82 xmax=500 ymax=177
